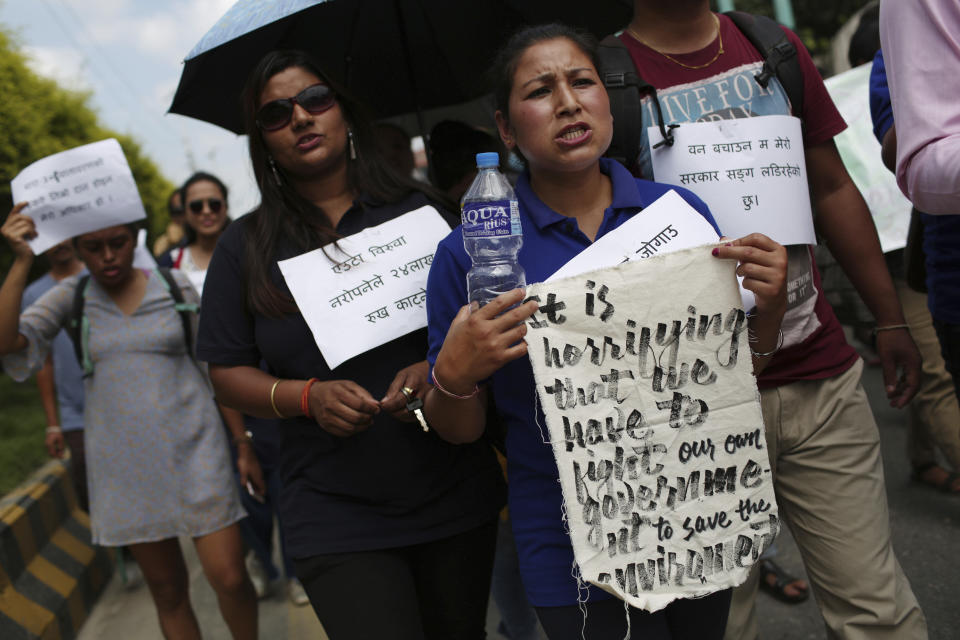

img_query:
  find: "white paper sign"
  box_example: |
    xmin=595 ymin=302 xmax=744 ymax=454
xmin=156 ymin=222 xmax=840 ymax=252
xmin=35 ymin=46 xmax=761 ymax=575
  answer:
xmin=824 ymin=64 xmax=911 ymax=253
xmin=278 ymin=206 xmax=451 ymax=369
xmin=524 ymin=248 xmax=779 ymax=612
xmin=10 ymin=139 xmax=147 ymax=253
xmin=548 ymin=191 xmax=718 ymax=281
xmin=650 ymin=115 xmax=816 ymax=246
xmin=548 ymin=190 xmax=755 ymax=311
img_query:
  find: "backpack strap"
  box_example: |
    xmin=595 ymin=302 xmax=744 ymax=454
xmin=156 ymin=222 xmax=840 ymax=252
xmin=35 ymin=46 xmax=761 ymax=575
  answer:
xmin=68 ymin=275 xmax=94 ymax=377
xmin=599 ymin=34 xmax=682 ymax=172
xmin=724 ymin=11 xmax=805 ymax=121
xmin=153 ymin=267 xmax=198 ymax=356
xmin=599 ymin=34 xmax=647 ymax=169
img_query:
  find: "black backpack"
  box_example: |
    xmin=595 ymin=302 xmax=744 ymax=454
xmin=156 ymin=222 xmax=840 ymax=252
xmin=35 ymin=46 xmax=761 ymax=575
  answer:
xmin=599 ymin=11 xmax=805 ymax=171
xmin=67 ymin=267 xmax=196 ymax=377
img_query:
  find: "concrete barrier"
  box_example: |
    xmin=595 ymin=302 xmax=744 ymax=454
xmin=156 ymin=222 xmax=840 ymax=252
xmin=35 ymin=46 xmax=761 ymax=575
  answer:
xmin=0 ymin=457 xmax=112 ymax=639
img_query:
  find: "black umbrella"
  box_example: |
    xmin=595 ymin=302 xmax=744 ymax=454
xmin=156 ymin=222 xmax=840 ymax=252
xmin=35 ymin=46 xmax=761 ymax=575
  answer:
xmin=169 ymin=0 xmax=632 ymax=134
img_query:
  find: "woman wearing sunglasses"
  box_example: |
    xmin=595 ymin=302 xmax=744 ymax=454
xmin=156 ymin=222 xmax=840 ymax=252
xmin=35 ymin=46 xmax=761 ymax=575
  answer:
xmin=195 ymin=50 xmax=505 ymax=639
xmin=158 ymin=171 xmax=274 ymax=599
xmin=159 ymin=171 xmax=231 ymax=293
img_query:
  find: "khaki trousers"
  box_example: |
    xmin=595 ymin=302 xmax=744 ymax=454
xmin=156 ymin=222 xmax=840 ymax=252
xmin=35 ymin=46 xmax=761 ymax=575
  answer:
xmin=895 ymin=279 xmax=960 ymax=470
xmin=724 ymin=360 xmax=927 ymax=640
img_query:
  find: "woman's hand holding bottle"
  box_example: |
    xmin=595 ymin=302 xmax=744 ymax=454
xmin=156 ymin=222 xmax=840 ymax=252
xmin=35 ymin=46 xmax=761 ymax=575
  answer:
xmin=433 ymin=288 xmax=539 ymax=395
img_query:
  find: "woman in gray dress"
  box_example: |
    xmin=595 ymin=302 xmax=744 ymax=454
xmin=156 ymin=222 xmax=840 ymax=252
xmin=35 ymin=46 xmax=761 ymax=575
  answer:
xmin=0 ymin=208 xmax=257 ymax=640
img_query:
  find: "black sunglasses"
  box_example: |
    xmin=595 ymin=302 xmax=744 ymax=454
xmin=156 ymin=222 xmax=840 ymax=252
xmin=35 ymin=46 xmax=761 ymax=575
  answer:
xmin=256 ymin=84 xmax=336 ymax=131
xmin=187 ymin=198 xmax=224 ymax=214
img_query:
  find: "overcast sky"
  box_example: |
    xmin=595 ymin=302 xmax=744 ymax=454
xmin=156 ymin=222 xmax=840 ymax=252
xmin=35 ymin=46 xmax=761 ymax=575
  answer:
xmin=1 ymin=0 xmax=261 ymax=217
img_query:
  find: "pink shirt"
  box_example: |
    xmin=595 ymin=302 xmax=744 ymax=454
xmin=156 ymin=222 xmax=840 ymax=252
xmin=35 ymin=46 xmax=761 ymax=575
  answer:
xmin=880 ymin=0 xmax=960 ymax=215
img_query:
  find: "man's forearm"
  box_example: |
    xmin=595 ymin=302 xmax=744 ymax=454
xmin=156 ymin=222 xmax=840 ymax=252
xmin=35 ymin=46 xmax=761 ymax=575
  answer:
xmin=815 ymin=181 xmax=905 ymax=325
xmin=36 ymin=355 xmax=60 ymax=427
xmin=807 ymin=141 xmax=906 ymax=325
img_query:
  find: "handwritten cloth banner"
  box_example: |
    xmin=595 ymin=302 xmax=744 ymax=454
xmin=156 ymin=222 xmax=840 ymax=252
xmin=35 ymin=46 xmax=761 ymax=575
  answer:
xmin=650 ymin=115 xmax=815 ymax=246
xmin=278 ymin=206 xmax=451 ymax=369
xmin=548 ymin=190 xmax=755 ymax=311
xmin=524 ymin=247 xmax=780 ymax=612
xmin=10 ymin=139 xmax=147 ymax=253
xmin=824 ymin=64 xmax=911 ymax=253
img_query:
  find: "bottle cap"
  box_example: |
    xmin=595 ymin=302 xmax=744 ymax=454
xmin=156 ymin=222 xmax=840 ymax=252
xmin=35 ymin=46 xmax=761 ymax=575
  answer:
xmin=475 ymin=152 xmax=499 ymax=168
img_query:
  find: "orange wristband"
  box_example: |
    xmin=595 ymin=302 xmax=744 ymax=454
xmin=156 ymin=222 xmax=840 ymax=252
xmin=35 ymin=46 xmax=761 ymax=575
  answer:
xmin=301 ymin=378 xmax=319 ymax=418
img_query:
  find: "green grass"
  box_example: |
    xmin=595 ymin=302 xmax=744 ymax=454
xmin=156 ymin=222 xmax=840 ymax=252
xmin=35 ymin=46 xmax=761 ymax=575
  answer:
xmin=0 ymin=373 xmax=49 ymax=495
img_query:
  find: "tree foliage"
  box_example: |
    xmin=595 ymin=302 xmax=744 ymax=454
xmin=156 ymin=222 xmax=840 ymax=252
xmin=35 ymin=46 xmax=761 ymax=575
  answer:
xmin=0 ymin=27 xmax=173 ymax=275
xmin=714 ymin=0 xmax=874 ymax=58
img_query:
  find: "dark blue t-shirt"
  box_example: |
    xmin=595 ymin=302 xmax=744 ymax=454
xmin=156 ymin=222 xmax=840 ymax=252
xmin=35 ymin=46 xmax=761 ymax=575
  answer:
xmin=426 ymin=158 xmax=718 ymax=606
xmin=870 ymin=50 xmax=894 ymax=143
xmin=197 ymin=191 xmax=505 ymax=558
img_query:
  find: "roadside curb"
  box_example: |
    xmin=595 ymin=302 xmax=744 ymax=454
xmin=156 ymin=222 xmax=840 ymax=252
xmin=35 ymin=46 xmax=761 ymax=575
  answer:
xmin=0 ymin=457 xmax=112 ymax=639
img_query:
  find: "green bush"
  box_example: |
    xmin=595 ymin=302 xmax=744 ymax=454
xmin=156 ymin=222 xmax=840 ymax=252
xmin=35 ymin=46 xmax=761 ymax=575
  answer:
xmin=0 ymin=375 xmax=48 ymax=495
xmin=0 ymin=27 xmax=174 ymax=279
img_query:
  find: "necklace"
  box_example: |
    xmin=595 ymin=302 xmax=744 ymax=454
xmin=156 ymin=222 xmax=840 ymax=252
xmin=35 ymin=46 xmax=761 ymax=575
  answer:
xmin=627 ymin=13 xmax=724 ymax=70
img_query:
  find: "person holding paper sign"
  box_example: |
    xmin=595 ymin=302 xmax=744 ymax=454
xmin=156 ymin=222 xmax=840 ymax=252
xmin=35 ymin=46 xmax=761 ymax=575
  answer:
xmin=423 ymin=25 xmax=787 ymax=639
xmin=0 ymin=213 xmax=257 ymax=640
xmin=196 ymin=50 xmax=506 ymax=639
xmin=613 ymin=3 xmax=926 ymax=638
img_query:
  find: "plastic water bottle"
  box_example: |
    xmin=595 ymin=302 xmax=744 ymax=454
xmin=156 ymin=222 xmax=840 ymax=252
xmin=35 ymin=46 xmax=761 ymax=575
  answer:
xmin=461 ymin=152 xmax=525 ymax=307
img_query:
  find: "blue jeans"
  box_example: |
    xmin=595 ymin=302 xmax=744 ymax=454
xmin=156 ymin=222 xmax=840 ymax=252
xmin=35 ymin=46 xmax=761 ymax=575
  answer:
xmin=236 ymin=436 xmax=293 ymax=580
xmin=934 ymin=320 xmax=960 ymax=403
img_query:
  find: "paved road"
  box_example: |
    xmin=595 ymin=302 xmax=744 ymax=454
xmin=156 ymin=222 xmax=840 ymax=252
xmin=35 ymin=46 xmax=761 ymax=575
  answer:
xmin=77 ymin=539 xmax=327 ymax=640
xmin=78 ymin=362 xmax=960 ymax=639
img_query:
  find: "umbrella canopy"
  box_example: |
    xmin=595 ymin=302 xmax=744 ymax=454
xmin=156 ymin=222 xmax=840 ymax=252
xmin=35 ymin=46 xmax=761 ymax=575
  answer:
xmin=169 ymin=0 xmax=632 ymax=134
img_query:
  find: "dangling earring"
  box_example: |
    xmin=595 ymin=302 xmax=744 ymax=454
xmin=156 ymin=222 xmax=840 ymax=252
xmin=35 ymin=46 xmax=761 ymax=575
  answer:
xmin=268 ymin=155 xmax=282 ymax=186
xmin=348 ymin=129 xmax=357 ymax=161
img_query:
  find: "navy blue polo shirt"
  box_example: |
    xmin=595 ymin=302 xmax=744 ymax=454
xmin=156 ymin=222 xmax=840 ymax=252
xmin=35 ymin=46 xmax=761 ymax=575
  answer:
xmin=198 ymin=190 xmax=505 ymax=559
xmin=426 ymin=158 xmax=718 ymax=606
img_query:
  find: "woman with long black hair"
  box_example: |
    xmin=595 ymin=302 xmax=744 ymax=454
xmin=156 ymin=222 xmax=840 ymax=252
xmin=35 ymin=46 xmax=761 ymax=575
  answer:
xmin=195 ymin=50 xmax=505 ymax=639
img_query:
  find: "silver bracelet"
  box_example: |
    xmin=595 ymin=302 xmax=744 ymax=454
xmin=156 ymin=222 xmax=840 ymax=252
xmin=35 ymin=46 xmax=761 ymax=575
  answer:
xmin=750 ymin=329 xmax=783 ymax=358
xmin=45 ymin=426 xmax=62 ymax=434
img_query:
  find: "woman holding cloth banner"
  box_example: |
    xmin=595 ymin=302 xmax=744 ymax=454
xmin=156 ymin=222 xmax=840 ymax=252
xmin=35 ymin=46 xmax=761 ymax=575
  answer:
xmin=195 ymin=50 xmax=505 ymax=639
xmin=423 ymin=25 xmax=788 ymax=639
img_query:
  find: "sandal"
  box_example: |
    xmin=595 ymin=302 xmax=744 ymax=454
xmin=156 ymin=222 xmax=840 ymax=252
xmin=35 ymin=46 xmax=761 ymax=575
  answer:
xmin=758 ymin=559 xmax=809 ymax=604
xmin=912 ymin=462 xmax=960 ymax=493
